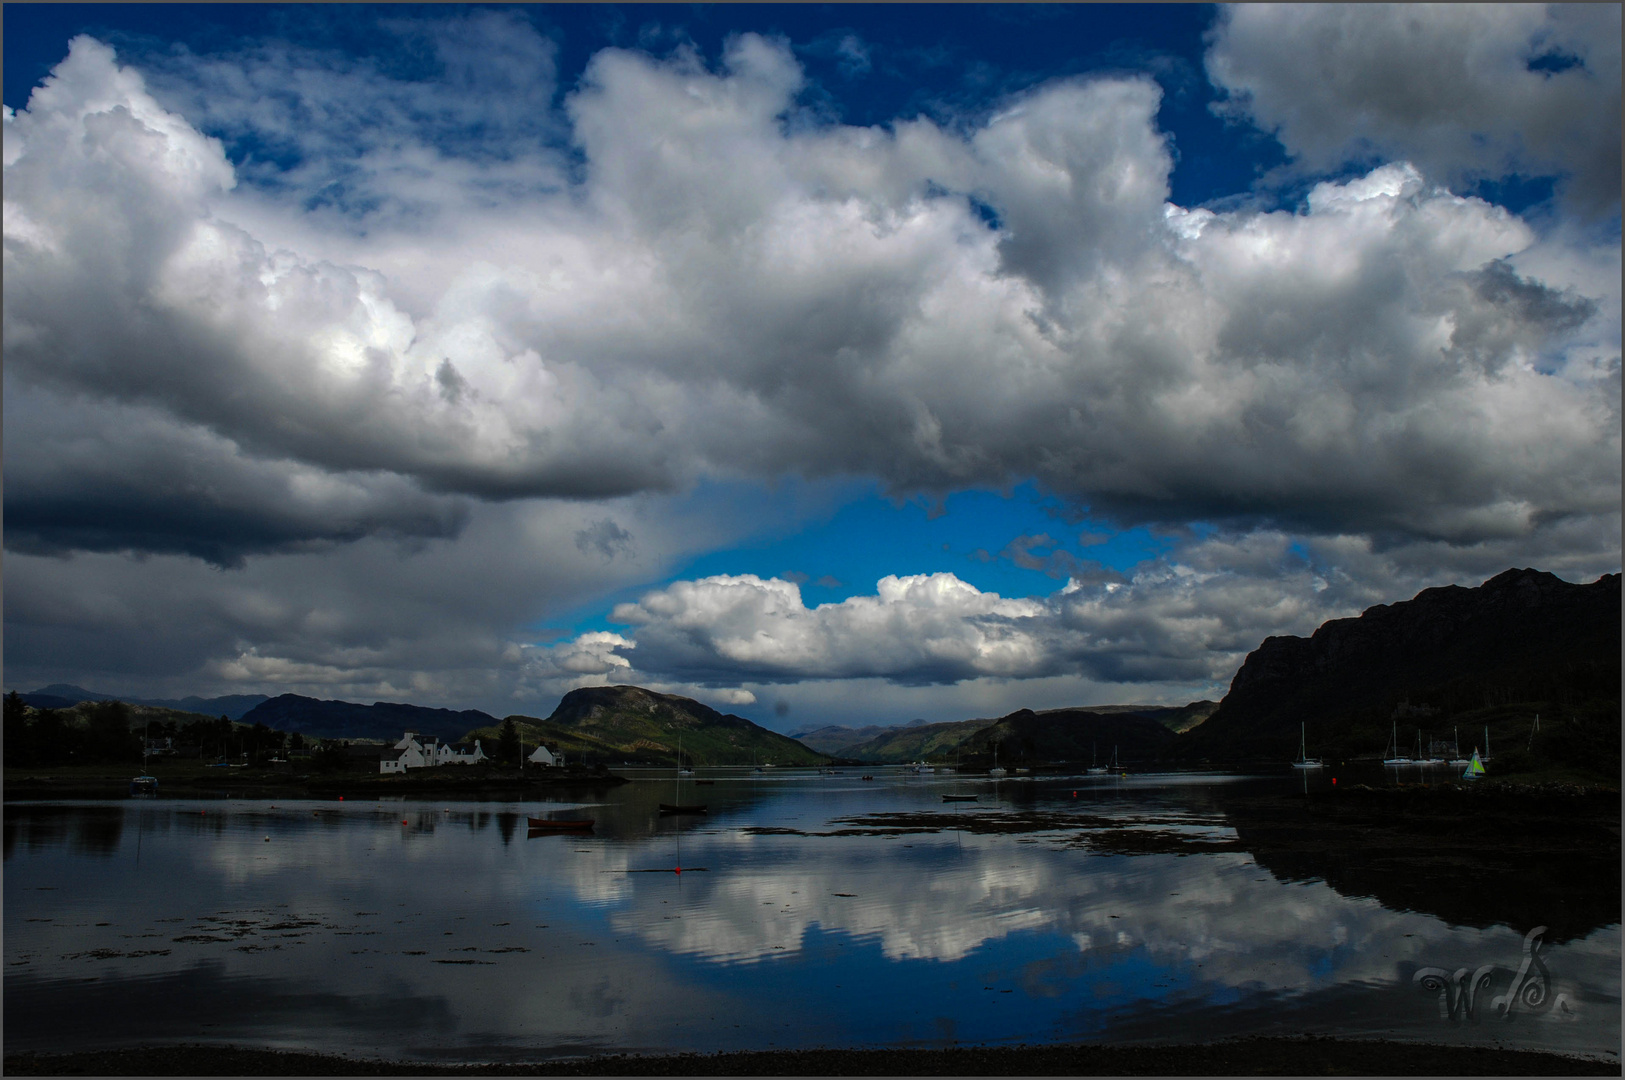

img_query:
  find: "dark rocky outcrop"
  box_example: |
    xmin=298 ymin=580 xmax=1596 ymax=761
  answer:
xmin=1176 ymin=569 xmax=1621 ymax=762
xmin=963 ymin=707 xmax=1179 ymax=767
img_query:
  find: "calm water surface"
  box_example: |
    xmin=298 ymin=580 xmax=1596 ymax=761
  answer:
xmin=5 ymin=769 xmax=1619 ymax=1062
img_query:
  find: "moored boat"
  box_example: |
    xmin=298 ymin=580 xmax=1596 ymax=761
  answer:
xmin=942 ymin=794 xmax=978 ymax=802
xmin=1382 ymin=721 xmax=1414 ymax=766
xmin=526 ymin=816 xmax=593 ymax=831
xmin=658 ymin=803 xmax=707 ymax=815
xmin=1292 ymin=723 xmax=1324 ymax=769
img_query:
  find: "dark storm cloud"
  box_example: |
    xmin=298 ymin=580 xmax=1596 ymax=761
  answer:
xmin=4 ymin=388 xmax=469 ymax=568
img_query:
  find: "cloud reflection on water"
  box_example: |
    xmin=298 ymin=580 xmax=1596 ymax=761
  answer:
xmin=3 ymin=786 xmax=1618 ymax=1060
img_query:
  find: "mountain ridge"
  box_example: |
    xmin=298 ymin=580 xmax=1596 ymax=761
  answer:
xmin=1180 ymin=568 xmax=1621 ymax=762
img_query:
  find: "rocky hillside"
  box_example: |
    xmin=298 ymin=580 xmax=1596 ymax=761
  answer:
xmin=486 ymin=685 xmax=827 ymax=767
xmin=1177 ymin=568 xmax=1621 ymax=764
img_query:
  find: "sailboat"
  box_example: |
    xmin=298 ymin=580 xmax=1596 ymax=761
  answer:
xmin=1416 ymin=729 xmax=1445 ymax=766
xmin=1087 ymin=741 xmax=1107 ymax=775
xmin=987 ymin=743 xmax=1006 ymax=778
xmin=1461 ymin=749 xmax=1486 ymax=780
xmin=1382 ymin=721 xmax=1413 ymax=766
xmin=130 ymin=718 xmax=159 ymax=795
xmin=660 ymin=736 xmax=706 ymax=815
xmin=1291 ymin=723 xmax=1323 ymax=769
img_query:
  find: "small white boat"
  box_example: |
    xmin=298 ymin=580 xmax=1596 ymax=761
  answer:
xmin=1087 ymin=741 xmax=1107 ymax=775
xmin=1382 ymin=721 xmax=1414 ymax=766
xmin=1292 ymin=723 xmax=1323 ymax=769
xmin=987 ymin=744 xmax=1006 ymax=778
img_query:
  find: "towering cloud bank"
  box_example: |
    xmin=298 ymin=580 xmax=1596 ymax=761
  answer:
xmin=4 ymin=8 xmax=1618 ymax=710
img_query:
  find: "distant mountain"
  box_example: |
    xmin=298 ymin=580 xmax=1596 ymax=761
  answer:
xmin=836 ymin=718 xmax=995 ymax=763
xmin=788 ymin=723 xmax=905 ymax=755
xmin=239 ymin=694 xmax=498 ymax=743
xmin=19 ymin=685 xmax=269 ymax=720
xmin=793 ymin=701 xmax=1216 ymax=759
xmin=1130 ymin=701 xmax=1219 ymax=734
xmin=966 ymin=707 xmax=1180 ymax=766
xmin=160 ymin=694 xmax=270 ymax=720
xmin=478 ymin=685 xmax=827 ymax=767
xmin=1177 ymin=568 xmax=1622 ymax=763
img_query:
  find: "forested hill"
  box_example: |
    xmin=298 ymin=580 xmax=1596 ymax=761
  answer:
xmin=1176 ymin=568 xmax=1621 ymax=764
xmin=239 ymin=695 xmax=498 ymax=743
xmin=478 ymin=685 xmax=827 ymax=767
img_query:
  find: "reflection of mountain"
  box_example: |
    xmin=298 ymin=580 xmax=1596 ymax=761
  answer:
xmin=491 ymin=685 xmax=826 ymax=767
xmin=1179 ymin=569 xmax=1622 ymax=762
xmin=1214 ymin=786 xmax=1621 ymax=946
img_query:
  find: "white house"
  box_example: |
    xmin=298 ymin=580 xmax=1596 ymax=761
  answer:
xmin=379 ymin=732 xmax=484 ymax=773
xmin=436 ymin=739 xmax=486 ymax=766
xmin=527 ymin=743 xmax=558 ymax=766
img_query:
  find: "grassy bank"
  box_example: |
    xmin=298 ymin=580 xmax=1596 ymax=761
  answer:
xmin=5 ymin=1038 xmax=1616 ymax=1076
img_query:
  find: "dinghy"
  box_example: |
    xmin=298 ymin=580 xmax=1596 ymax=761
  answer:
xmin=527 ymin=817 xmax=593 ymax=831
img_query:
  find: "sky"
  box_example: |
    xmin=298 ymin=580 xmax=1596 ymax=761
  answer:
xmin=4 ymin=4 xmax=1620 ymax=732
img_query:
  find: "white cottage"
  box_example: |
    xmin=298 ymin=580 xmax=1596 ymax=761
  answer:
xmin=527 ymin=743 xmax=558 ymax=767
xmin=380 ymin=731 xmax=472 ymax=773
xmin=436 ymin=740 xmax=486 ymax=766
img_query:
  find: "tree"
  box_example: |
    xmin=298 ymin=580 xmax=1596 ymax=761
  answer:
xmin=82 ymin=700 xmax=139 ymax=763
xmin=4 ymin=692 xmax=30 ymax=766
xmin=497 ymin=719 xmax=521 ymax=767
xmin=312 ymin=739 xmax=350 ymax=772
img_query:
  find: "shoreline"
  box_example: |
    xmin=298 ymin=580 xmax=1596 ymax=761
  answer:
xmin=5 ymin=1038 xmax=1619 ymax=1076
